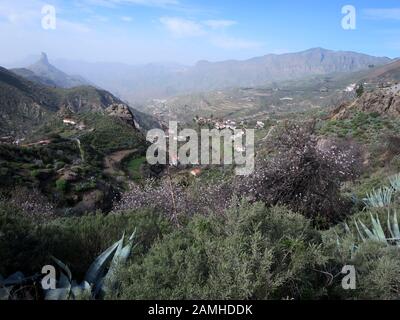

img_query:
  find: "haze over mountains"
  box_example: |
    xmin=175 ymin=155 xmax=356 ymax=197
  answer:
xmin=48 ymin=48 xmax=392 ymax=103
xmin=11 ymin=53 xmax=90 ymax=89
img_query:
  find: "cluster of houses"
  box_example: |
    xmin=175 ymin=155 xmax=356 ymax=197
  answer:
xmin=0 ymin=118 xmax=88 ymax=147
xmin=0 ymin=136 xmax=52 ymax=147
xmin=0 ymin=136 xmax=28 ymax=146
xmin=63 ymin=118 xmax=87 ymax=131
xmin=194 ymin=116 xmax=266 ymax=131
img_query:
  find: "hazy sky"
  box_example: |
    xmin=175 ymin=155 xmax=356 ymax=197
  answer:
xmin=0 ymin=0 xmax=399 ymax=66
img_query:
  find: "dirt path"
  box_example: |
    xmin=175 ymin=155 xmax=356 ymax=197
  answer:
xmin=104 ymin=149 xmax=137 ymax=175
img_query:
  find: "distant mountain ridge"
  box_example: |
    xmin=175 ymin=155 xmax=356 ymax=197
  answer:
xmin=52 ymin=48 xmax=392 ymax=102
xmin=12 ymin=53 xmax=90 ymax=89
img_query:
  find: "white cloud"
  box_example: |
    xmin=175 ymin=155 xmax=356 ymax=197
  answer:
xmin=363 ymin=8 xmax=400 ymax=20
xmin=203 ymin=19 xmax=237 ymax=29
xmin=160 ymin=17 xmax=205 ymax=37
xmin=121 ymin=16 xmax=133 ymax=22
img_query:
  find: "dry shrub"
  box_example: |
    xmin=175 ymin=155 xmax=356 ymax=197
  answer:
xmin=235 ymin=122 xmax=362 ymax=227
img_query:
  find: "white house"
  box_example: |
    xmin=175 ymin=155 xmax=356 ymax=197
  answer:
xmin=63 ymin=118 xmax=77 ymax=125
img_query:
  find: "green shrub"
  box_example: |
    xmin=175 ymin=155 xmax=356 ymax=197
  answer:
xmin=111 ymin=201 xmax=327 ymax=300
xmin=55 ymin=178 xmax=68 ymax=193
xmin=0 ymin=203 xmax=171 ymax=279
xmin=323 ymin=225 xmax=400 ymax=300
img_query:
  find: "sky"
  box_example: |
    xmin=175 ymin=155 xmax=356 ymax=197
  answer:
xmin=0 ymin=0 xmax=399 ymax=66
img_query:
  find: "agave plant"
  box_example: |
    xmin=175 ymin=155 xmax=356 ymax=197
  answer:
xmin=389 ymin=174 xmax=400 ymax=193
xmin=45 ymin=230 xmax=137 ymax=300
xmin=351 ymin=210 xmax=400 ymax=247
xmin=363 ymin=187 xmax=393 ymax=208
xmin=0 ymin=272 xmax=40 ymax=300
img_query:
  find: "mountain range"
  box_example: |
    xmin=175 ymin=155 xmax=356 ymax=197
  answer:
xmin=51 ymin=48 xmax=392 ymax=102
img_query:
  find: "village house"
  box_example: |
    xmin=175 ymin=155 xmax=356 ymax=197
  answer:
xmin=256 ymin=121 xmax=265 ymax=129
xmin=63 ymin=118 xmax=77 ymax=125
xmin=190 ymin=168 xmax=202 ymax=177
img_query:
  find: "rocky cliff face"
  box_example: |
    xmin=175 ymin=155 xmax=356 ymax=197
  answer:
xmin=331 ymin=86 xmax=400 ymax=120
xmin=105 ymin=104 xmax=137 ymax=128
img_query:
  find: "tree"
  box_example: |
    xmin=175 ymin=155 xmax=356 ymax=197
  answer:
xmin=235 ymin=122 xmax=362 ymax=227
xmin=356 ymin=83 xmax=364 ymax=98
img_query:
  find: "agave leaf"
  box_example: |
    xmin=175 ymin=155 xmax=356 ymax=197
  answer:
xmin=119 ymin=229 xmax=137 ymax=263
xmin=0 ymin=285 xmax=12 ymax=300
xmin=51 ymin=256 xmax=72 ymax=282
xmin=110 ymin=233 xmax=125 ymax=267
xmin=71 ymin=281 xmax=91 ymax=299
xmin=45 ymin=288 xmax=71 ymax=301
xmin=84 ymin=237 xmax=122 ymax=286
xmin=388 ymin=210 xmax=395 ymax=239
xmin=392 ymin=210 xmax=400 ymax=239
xmin=390 ymin=174 xmax=400 ymax=192
xmin=59 ymin=271 xmax=71 ymax=289
xmin=358 ymin=219 xmax=377 ymax=241
xmin=4 ymin=272 xmax=25 ymax=286
xmin=354 ymin=220 xmax=366 ymax=242
xmin=370 ymin=213 xmax=387 ymax=243
xmin=101 ymin=230 xmax=137 ymax=297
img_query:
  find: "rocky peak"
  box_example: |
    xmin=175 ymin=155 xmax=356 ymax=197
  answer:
xmin=39 ymin=52 xmax=49 ymax=65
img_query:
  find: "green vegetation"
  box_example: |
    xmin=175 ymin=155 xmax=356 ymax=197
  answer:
xmin=356 ymin=83 xmax=364 ymax=98
xmin=78 ymin=113 xmax=146 ymax=155
xmin=319 ymin=112 xmax=400 ymax=142
xmin=3 ymin=67 xmax=400 ymax=300
xmin=126 ymin=156 xmax=147 ymax=181
xmin=56 ymin=178 xmax=68 ymax=193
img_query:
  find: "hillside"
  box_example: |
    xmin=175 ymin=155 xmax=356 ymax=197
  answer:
xmin=0 ymin=64 xmax=153 ymax=137
xmin=362 ymin=59 xmax=400 ymax=84
xmin=140 ymin=71 xmax=367 ymax=124
xmin=331 ymin=84 xmax=400 ymax=120
xmin=0 ymin=66 xmax=61 ymax=136
xmin=0 ymin=65 xmax=151 ymax=213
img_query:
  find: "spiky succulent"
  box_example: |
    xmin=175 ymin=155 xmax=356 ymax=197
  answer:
xmin=45 ymin=230 xmax=137 ymax=300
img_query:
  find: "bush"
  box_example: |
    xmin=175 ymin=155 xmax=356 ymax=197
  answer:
xmin=236 ymin=122 xmax=362 ymax=227
xmin=0 ymin=202 xmax=171 ymax=278
xmin=111 ymin=201 xmax=327 ymax=300
xmin=56 ymin=178 xmax=68 ymax=193
xmin=323 ymin=224 xmax=400 ymax=300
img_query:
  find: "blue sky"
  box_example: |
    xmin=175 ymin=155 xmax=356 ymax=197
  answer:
xmin=0 ymin=0 xmax=399 ymax=65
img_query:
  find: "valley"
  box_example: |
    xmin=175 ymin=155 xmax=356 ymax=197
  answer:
xmin=2 ymin=44 xmax=400 ymax=302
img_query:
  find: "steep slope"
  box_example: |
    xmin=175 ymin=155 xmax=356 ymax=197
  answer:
xmin=362 ymin=59 xmax=400 ymax=84
xmin=331 ymin=84 xmax=400 ymax=120
xmin=13 ymin=53 xmax=89 ymax=89
xmin=0 ymin=66 xmax=142 ymax=137
xmin=0 ymin=66 xmax=60 ymax=135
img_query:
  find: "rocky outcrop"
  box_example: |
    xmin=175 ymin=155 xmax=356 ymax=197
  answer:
xmin=331 ymin=87 xmax=400 ymax=120
xmin=105 ymin=104 xmax=137 ymax=128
